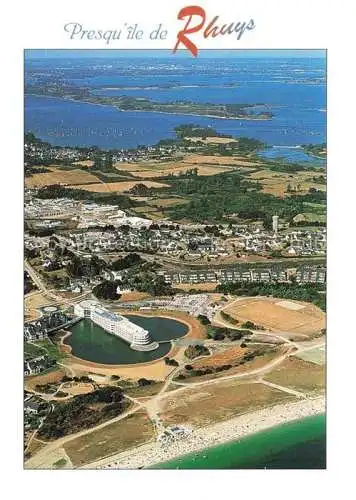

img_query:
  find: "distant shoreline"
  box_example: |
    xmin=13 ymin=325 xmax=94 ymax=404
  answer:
xmin=25 ymin=93 xmax=272 ymax=122
xmin=84 ymin=396 xmax=325 ymax=469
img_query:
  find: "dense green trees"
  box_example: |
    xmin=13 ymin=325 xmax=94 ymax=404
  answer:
xmin=67 ymin=255 xmax=105 ymax=278
xmin=38 ymin=387 xmax=127 ymax=439
xmin=110 ymin=253 xmax=143 ymax=271
xmin=167 ymin=172 xmax=307 ymax=223
xmin=36 ymin=184 xmax=134 ymax=208
xmin=197 ymin=314 xmax=211 ymax=325
xmin=93 ymin=280 xmax=121 ymax=300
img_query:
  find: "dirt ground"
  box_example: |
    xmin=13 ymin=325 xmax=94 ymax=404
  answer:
xmin=25 ymin=369 xmax=65 ymax=390
xmin=63 ymin=356 xmax=174 ymax=381
xmin=63 ymin=411 xmax=154 ymax=467
xmin=223 ymin=297 xmax=325 ymax=335
xmin=24 ymin=292 xmax=54 ymax=321
xmin=264 ymin=356 xmax=325 ymax=394
xmin=68 ymin=180 xmax=170 ymax=192
xmin=174 ymin=283 xmax=218 ymax=292
xmin=192 ymin=346 xmax=247 ymax=369
xmin=61 ymin=382 xmax=95 ymax=396
xmin=25 ymin=167 xmax=100 ymax=188
xmin=158 ymin=380 xmax=294 ymax=427
xmin=117 ymin=292 xmax=151 ymax=302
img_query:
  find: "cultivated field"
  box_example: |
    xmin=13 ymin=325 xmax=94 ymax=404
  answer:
xmin=25 ymin=167 xmax=100 ymax=188
xmin=115 ymin=153 xmax=261 ymax=180
xmin=121 ymin=162 xmax=234 ymax=178
xmin=158 ymin=380 xmax=294 ymax=427
xmin=248 ymin=169 xmax=327 ymax=197
xmin=223 ymin=297 xmax=325 ymax=335
xmin=183 ymin=154 xmax=262 ymax=167
xmin=145 ymin=197 xmax=188 ymax=207
xmin=68 ymin=180 xmax=170 ymax=192
xmin=63 ymin=411 xmax=154 ymax=467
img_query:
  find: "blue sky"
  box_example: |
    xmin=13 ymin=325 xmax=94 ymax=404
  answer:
xmin=25 ymin=49 xmax=326 ymax=59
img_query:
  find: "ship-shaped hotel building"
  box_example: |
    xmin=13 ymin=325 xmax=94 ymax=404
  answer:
xmin=74 ymin=300 xmax=158 ymax=351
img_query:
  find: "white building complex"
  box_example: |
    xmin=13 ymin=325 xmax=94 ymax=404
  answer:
xmin=74 ymin=300 xmax=158 ymax=351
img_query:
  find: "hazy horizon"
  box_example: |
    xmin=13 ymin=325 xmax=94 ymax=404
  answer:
xmin=25 ymin=49 xmax=326 ymax=60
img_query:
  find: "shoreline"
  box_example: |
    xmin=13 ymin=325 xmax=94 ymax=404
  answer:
xmin=25 ymin=94 xmax=272 ymax=121
xmin=84 ymin=396 xmax=325 ymax=469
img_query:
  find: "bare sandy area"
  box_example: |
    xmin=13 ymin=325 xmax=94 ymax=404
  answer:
xmin=61 ymin=382 xmax=95 ymax=396
xmin=63 ymin=358 xmax=174 ymax=381
xmin=25 ymin=292 xmax=54 ymax=321
xmin=87 ymin=396 xmax=325 ymax=469
xmin=223 ymin=297 xmax=325 ymax=335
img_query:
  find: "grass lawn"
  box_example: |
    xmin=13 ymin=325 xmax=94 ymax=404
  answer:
xmin=24 ymin=342 xmax=45 ymax=360
xmin=35 ymin=340 xmax=67 ymax=361
xmin=264 ymin=356 xmax=325 ymax=394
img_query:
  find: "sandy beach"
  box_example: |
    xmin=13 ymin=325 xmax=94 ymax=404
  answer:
xmin=84 ymin=396 xmax=325 ymax=469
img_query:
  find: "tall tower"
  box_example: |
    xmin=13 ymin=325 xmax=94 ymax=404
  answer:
xmin=272 ymin=215 xmax=279 ymax=233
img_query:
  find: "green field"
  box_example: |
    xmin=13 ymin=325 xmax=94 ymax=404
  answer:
xmin=34 ymin=340 xmax=67 ymax=361
xmin=24 ymin=342 xmax=46 ymax=360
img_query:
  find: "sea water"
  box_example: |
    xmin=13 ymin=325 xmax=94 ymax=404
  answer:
xmin=24 ymin=56 xmax=326 ymax=163
xmin=154 ymin=414 xmax=326 ymax=469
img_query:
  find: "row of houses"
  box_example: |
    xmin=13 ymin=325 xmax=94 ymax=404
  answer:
xmin=160 ymin=267 xmax=326 ymax=285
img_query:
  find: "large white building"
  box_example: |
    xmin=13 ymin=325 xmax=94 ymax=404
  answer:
xmin=74 ymin=300 xmax=158 ymax=351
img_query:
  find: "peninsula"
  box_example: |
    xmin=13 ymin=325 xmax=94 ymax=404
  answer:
xmin=25 ymin=83 xmax=273 ymax=120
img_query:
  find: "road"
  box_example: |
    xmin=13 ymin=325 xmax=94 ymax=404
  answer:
xmin=24 ymin=259 xmax=92 ymax=307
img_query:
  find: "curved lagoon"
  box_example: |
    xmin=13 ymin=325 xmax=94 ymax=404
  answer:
xmin=64 ymin=315 xmax=188 ymax=365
